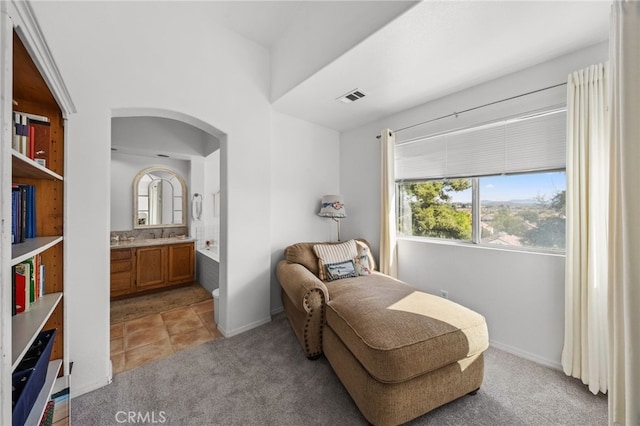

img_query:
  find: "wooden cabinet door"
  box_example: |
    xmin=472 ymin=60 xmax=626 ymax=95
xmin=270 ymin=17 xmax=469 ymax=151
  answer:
xmin=136 ymin=245 xmax=167 ymax=288
xmin=168 ymin=243 xmax=195 ymax=284
xmin=111 ymin=248 xmax=135 ymax=297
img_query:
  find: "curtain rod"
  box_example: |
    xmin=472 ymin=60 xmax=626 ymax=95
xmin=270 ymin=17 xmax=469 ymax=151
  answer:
xmin=376 ymin=82 xmax=567 ymax=139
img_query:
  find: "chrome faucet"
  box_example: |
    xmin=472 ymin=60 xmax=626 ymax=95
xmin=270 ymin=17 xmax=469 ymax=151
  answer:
xmin=148 ymin=232 xmax=156 ymax=239
xmin=169 ymin=232 xmax=176 ymax=238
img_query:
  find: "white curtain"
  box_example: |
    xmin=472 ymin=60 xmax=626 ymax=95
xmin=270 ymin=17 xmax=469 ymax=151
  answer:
xmin=608 ymin=1 xmax=640 ymax=424
xmin=562 ymin=63 xmax=610 ymax=395
xmin=380 ymin=129 xmax=397 ymax=277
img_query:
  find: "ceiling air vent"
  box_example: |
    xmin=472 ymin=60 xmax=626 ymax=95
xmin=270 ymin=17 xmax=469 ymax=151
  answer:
xmin=337 ymin=88 xmax=367 ymax=104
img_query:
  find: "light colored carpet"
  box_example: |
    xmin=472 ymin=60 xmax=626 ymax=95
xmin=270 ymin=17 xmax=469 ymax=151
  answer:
xmin=74 ymin=313 xmax=607 ymax=425
xmin=110 ymin=283 xmax=212 ymax=324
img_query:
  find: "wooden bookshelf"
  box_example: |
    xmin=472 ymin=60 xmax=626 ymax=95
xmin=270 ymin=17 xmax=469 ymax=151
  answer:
xmin=11 ymin=30 xmax=66 ymax=371
xmin=1 ymin=18 xmax=72 ymax=425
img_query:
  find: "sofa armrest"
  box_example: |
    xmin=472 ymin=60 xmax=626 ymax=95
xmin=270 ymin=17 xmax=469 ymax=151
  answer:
xmin=277 ymin=260 xmax=329 ymax=359
xmin=277 ymin=261 xmax=329 ymax=314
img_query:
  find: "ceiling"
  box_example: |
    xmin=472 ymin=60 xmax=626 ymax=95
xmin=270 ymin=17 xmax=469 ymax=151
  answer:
xmin=213 ymin=1 xmax=611 ymax=132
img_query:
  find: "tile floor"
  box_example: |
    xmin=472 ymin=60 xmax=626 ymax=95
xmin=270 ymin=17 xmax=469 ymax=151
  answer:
xmin=110 ymin=300 xmax=223 ymax=374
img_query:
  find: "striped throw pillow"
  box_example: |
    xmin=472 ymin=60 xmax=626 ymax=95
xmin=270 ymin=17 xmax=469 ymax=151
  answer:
xmin=313 ymin=240 xmax=358 ymax=281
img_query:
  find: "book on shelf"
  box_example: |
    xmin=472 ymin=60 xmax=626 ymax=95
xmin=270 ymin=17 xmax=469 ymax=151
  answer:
xmin=39 ymin=263 xmax=45 ymax=299
xmin=14 ymin=262 xmax=29 ymax=314
xmin=12 ymin=112 xmax=19 ymax=151
xmin=29 ymin=124 xmax=35 ymax=160
xmin=18 ymin=114 xmax=28 ymax=155
xmin=12 ymin=266 xmax=16 ymax=316
xmin=22 ymin=255 xmax=39 ymax=304
xmin=40 ymin=400 xmax=55 ymax=426
xmin=11 ymin=186 xmax=20 ymax=244
xmin=12 ymin=255 xmax=46 ymax=316
xmin=11 ymin=184 xmax=37 ymax=244
xmin=31 ymin=119 xmax=51 ymax=168
xmin=11 ymin=111 xmax=51 ymax=165
xmin=25 ymin=184 xmax=36 ymax=239
xmin=14 ymin=110 xmax=50 ymax=124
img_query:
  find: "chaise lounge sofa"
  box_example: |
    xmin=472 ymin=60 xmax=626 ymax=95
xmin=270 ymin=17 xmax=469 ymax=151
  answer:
xmin=277 ymin=239 xmax=489 ymax=426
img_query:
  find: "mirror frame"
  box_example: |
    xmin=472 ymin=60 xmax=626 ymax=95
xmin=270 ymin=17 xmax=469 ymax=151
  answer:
xmin=133 ymin=166 xmax=188 ymax=229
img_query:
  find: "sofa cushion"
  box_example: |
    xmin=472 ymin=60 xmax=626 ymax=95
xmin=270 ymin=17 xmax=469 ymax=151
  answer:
xmin=354 ymin=244 xmax=372 ymax=275
xmin=284 ymin=240 xmax=377 ymax=279
xmin=325 ymin=273 xmax=489 ymax=383
xmin=314 ymin=240 xmax=358 ymax=281
xmin=284 ymin=242 xmax=323 ymax=276
xmin=325 ymin=260 xmax=359 ymax=281
xmin=355 ymin=240 xmax=376 ymax=272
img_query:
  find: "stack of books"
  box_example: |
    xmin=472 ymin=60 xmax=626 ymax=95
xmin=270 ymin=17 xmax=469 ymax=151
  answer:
xmin=11 ymin=184 xmax=36 ymax=244
xmin=12 ymin=255 xmax=45 ymax=316
xmin=12 ymin=110 xmax=51 ymax=168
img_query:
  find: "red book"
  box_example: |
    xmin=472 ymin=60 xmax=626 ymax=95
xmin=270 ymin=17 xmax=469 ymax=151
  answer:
xmin=31 ymin=120 xmax=51 ymax=169
xmin=15 ymin=263 xmax=28 ymax=313
xmin=28 ymin=124 xmax=35 ymax=159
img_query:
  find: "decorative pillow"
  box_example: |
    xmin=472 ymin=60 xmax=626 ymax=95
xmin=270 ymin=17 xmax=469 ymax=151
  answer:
xmin=354 ymin=244 xmax=372 ymax=275
xmin=325 ymin=260 xmax=359 ymax=282
xmin=355 ymin=240 xmax=376 ymax=272
xmin=313 ymin=239 xmax=358 ymax=281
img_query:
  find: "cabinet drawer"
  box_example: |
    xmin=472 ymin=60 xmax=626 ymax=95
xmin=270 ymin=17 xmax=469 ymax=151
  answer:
xmin=111 ymin=260 xmax=132 ymax=274
xmin=111 ymin=249 xmax=133 ymax=261
xmin=111 ymin=272 xmax=133 ymax=291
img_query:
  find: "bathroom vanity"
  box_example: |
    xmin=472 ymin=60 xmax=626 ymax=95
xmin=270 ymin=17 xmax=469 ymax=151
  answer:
xmin=110 ymin=238 xmax=195 ymax=299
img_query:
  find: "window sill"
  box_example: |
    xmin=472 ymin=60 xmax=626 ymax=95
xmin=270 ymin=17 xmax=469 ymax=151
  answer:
xmin=397 ymin=235 xmax=566 ymax=257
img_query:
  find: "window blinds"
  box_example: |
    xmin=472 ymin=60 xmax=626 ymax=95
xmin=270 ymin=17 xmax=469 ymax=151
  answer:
xmin=395 ymin=109 xmax=566 ymax=181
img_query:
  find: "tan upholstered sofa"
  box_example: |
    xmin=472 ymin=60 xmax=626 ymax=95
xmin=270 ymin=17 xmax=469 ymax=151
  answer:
xmin=277 ymin=240 xmax=489 ymax=426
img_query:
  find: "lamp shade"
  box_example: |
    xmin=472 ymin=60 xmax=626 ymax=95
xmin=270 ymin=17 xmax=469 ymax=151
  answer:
xmin=318 ymin=195 xmax=346 ymax=218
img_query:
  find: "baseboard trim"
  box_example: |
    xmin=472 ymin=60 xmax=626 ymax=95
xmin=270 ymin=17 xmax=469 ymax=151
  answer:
xmin=489 ymin=340 xmax=562 ymax=371
xmin=70 ymin=376 xmax=111 ymax=399
xmin=270 ymin=306 xmax=284 ymax=316
xmin=221 ymin=316 xmax=272 ymax=338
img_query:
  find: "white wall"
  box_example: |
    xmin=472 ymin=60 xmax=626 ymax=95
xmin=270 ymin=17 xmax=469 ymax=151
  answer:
xmin=204 ymin=150 xmax=220 ymax=224
xmin=270 ymin=1 xmax=416 ymax=101
xmin=112 ymin=116 xmax=219 ymax=157
xmin=270 ymin=111 xmax=340 ymax=313
xmin=110 ymin=152 xmax=190 ymax=231
xmin=398 ymin=239 xmax=565 ymax=366
xmin=191 ymin=150 xmax=221 ymax=245
xmin=340 ymin=42 xmax=608 ymax=367
xmin=33 ymin=1 xmax=271 ymax=396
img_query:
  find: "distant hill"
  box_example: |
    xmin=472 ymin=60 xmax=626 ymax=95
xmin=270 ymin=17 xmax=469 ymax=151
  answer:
xmin=480 ymin=199 xmax=539 ymax=207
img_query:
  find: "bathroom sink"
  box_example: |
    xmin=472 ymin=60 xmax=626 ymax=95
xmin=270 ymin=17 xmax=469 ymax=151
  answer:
xmin=111 ymin=236 xmax=192 ymax=248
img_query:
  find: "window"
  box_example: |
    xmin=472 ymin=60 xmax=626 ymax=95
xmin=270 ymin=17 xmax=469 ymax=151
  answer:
xmin=398 ymin=179 xmax=473 ymax=241
xmin=397 ymin=172 xmax=566 ymax=250
xmin=480 ymin=173 xmax=565 ymax=249
xmin=395 ymin=108 xmax=567 ymax=251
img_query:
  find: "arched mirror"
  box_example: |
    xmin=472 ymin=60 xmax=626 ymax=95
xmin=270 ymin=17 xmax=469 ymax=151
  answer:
xmin=133 ymin=166 xmax=187 ymax=228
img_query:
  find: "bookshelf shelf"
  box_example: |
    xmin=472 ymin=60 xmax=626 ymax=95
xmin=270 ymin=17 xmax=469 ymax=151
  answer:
xmin=23 ymin=359 xmax=62 ymax=426
xmin=11 ymin=236 xmax=63 ymax=266
xmin=11 ymin=293 xmax=62 ymax=371
xmin=12 ymin=150 xmax=63 ymax=181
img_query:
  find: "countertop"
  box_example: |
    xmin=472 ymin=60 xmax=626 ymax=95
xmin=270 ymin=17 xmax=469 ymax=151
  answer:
xmin=110 ymin=237 xmax=195 ymax=249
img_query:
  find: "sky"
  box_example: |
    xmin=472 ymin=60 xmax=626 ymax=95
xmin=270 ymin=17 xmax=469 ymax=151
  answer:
xmin=450 ymin=172 xmax=566 ymax=203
